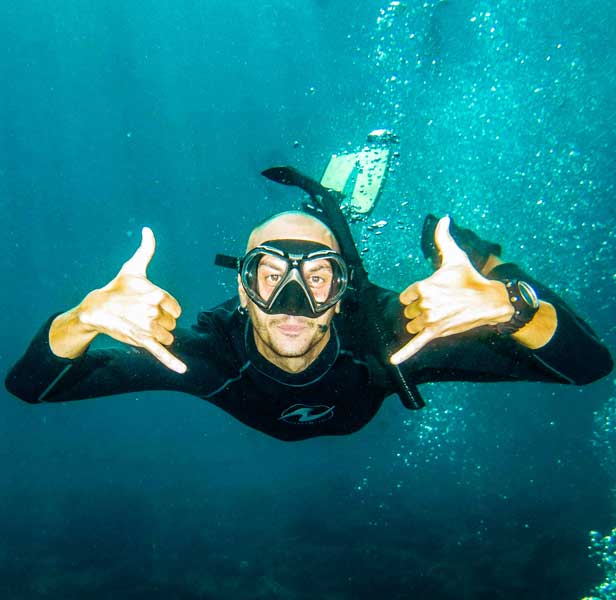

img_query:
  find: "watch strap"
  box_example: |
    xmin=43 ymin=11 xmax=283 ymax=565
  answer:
xmin=495 ymin=279 xmax=539 ymax=335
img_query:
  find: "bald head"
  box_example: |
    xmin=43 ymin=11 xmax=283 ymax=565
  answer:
xmin=246 ymin=211 xmax=340 ymax=252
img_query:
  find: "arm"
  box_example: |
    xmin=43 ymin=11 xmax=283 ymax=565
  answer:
xmin=5 ymin=298 xmax=242 ymax=405
xmin=5 ymin=317 xmax=195 ymax=404
xmin=5 ymin=227 xmax=196 ymax=404
xmin=382 ymin=219 xmax=612 ymax=385
xmin=374 ymin=278 xmax=611 ymax=387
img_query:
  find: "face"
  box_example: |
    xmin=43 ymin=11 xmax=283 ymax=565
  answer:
xmin=238 ymin=213 xmax=341 ymax=370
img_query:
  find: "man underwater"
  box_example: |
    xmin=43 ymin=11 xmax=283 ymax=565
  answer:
xmin=5 ymin=176 xmax=613 ymax=441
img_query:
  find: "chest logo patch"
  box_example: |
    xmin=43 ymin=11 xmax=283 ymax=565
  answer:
xmin=279 ymin=404 xmax=335 ymax=425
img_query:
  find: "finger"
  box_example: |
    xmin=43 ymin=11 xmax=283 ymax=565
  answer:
xmin=160 ymin=292 xmax=182 ymax=319
xmin=141 ymin=288 xmax=181 ymax=321
xmin=139 ymin=287 xmax=181 ymax=321
xmin=156 ymin=311 xmax=177 ymax=331
xmin=404 ymin=301 xmax=422 ymax=320
xmin=400 ymin=282 xmax=420 ymax=306
xmin=435 ymin=216 xmax=471 ymax=267
xmin=390 ymin=328 xmax=437 ymax=365
xmin=136 ymin=334 xmax=187 ymax=374
xmin=119 ymin=227 xmax=156 ymax=277
xmin=406 ymin=315 xmax=427 ymax=335
xmin=151 ymin=322 xmax=175 ymax=346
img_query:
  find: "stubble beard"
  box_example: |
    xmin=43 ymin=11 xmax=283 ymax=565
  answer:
xmin=247 ymin=305 xmax=330 ymax=361
xmin=256 ymin=316 xmax=323 ymax=357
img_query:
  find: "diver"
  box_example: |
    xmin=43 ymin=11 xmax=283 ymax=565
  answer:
xmin=5 ymin=168 xmax=613 ymax=441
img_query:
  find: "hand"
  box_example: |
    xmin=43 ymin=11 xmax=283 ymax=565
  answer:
xmin=77 ymin=227 xmax=187 ymax=374
xmin=390 ymin=216 xmax=513 ymax=365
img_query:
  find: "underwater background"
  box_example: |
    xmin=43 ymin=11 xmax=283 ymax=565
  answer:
xmin=1 ymin=1 xmax=615 ymax=598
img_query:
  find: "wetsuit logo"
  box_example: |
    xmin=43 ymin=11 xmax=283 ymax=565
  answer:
xmin=279 ymin=404 xmax=335 ymax=425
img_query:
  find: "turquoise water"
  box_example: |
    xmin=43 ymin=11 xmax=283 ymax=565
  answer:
xmin=1 ymin=1 xmax=614 ymax=598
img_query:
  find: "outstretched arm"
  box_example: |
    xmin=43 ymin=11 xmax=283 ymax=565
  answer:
xmin=6 ymin=317 xmax=195 ymax=404
xmin=387 ymin=217 xmax=612 ymax=385
xmin=390 ymin=217 xmax=558 ymax=364
xmin=5 ymin=227 xmax=198 ymax=404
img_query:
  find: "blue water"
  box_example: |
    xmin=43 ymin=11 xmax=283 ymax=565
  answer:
xmin=1 ymin=1 xmax=614 ymax=598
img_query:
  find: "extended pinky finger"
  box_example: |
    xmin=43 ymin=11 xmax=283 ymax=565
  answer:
xmin=390 ymin=329 xmax=436 ymax=365
xmin=138 ymin=335 xmax=187 ymax=374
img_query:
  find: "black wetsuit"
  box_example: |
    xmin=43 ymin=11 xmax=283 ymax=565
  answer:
xmin=5 ymin=263 xmax=612 ymax=442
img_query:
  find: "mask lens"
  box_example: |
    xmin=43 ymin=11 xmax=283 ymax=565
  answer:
xmin=240 ymin=241 xmax=348 ymax=317
xmin=255 ymin=254 xmax=289 ymax=301
xmin=301 ymin=257 xmax=337 ymax=303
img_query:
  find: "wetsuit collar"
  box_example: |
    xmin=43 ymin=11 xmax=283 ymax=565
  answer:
xmin=243 ymin=319 xmax=340 ymax=386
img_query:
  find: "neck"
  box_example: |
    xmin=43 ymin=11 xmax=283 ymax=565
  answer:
xmin=253 ymin=330 xmax=331 ymax=373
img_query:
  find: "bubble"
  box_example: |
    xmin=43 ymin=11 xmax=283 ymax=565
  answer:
xmin=585 ymin=526 xmax=616 ymax=599
xmin=353 ymin=8 xmax=615 ymax=589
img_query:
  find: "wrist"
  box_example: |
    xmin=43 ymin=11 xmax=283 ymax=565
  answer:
xmin=489 ymin=280 xmax=516 ymax=324
xmin=511 ymin=300 xmax=557 ymax=349
xmin=76 ymin=289 xmax=105 ymax=333
xmin=494 ymin=279 xmax=540 ymax=335
xmin=49 ymin=302 xmax=99 ymax=358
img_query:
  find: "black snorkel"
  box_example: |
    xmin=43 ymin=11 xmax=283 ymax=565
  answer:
xmin=261 ymin=166 xmax=425 ymax=411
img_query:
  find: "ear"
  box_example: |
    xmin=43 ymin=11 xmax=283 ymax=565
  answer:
xmin=237 ymin=274 xmax=248 ymax=308
xmin=334 ymin=302 xmax=341 ymax=315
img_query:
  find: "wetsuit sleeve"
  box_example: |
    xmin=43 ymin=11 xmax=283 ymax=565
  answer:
xmin=4 ymin=315 xmax=221 ymax=404
xmin=485 ymin=262 xmax=612 ymax=384
xmin=372 ymin=264 xmax=613 ymax=386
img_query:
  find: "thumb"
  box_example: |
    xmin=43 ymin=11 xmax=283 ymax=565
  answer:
xmin=435 ymin=216 xmax=470 ymax=267
xmin=119 ymin=227 xmax=156 ymax=277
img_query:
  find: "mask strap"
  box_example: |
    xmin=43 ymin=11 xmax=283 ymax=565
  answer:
xmin=215 ymin=254 xmax=240 ymax=270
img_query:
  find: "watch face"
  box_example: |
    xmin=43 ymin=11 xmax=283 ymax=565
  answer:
xmin=518 ymin=281 xmax=540 ymax=309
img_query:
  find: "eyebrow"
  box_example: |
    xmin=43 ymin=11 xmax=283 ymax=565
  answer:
xmin=304 ymin=261 xmax=333 ymax=274
xmin=260 ymin=256 xmax=287 ymax=270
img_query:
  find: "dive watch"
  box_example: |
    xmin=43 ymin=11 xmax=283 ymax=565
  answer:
xmin=495 ymin=279 xmax=540 ymax=335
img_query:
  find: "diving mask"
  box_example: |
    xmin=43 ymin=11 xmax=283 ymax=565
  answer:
xmin=240 ymin=239 xmax=348 ymax=318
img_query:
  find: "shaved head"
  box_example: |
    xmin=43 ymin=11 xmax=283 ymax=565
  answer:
xmin=247 ymin=211 xmax=340 ymax=253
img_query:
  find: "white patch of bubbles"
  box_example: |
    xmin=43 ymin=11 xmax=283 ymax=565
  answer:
xmin=585 ymin=389 xmax=616 ymax=599
xmin=349 ymin=1 xmax=615 ymax=595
